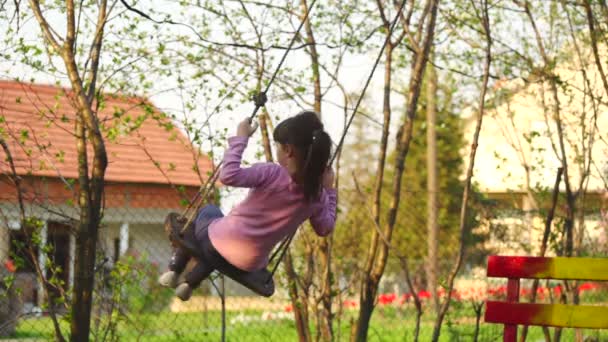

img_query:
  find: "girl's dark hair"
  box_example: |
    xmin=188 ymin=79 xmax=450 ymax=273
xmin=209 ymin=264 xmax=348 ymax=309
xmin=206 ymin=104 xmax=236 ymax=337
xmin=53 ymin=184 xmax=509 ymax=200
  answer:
xmin=273 ymin=111 xmax=331 ymax=201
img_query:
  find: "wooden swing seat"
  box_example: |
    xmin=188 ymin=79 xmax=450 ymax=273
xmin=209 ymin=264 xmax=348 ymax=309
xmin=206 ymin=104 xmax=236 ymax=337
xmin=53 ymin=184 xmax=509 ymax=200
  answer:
xmin=164 ymin=212 xmax=275 ymax=297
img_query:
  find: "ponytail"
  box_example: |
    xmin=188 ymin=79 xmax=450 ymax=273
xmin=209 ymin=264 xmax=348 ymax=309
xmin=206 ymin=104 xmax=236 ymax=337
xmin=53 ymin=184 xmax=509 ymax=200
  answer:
xmin=302 ymin=129 xmax=331 ymax=201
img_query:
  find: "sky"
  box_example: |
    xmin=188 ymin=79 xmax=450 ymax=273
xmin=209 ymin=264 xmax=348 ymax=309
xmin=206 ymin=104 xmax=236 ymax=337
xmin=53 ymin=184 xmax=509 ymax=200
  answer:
xmin=0 ymin=1 xmax=404 ymax=210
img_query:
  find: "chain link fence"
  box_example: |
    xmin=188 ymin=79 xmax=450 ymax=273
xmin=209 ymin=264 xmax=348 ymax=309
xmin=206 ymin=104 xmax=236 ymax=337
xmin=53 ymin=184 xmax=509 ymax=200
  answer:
xmin=1 ymin=178 xmax=607 ymax=341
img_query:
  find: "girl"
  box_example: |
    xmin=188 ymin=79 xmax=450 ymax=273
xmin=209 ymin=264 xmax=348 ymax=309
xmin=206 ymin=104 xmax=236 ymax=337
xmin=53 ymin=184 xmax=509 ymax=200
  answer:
xmin=159 ymin=111 xmax=337 ymax=300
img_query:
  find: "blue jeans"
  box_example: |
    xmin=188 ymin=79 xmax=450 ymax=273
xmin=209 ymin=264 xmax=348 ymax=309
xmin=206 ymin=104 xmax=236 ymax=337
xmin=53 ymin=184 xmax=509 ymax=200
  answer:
xmin=194 ymin=204 xmax=224 ymax=242
xmin=168 ymin=205 xmax=246 ymax=287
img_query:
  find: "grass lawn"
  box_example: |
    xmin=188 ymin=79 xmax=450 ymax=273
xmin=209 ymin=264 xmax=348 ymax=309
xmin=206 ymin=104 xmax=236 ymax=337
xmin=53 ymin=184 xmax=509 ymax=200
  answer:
xmin=5 ymin=305 xmax=608 ymax=341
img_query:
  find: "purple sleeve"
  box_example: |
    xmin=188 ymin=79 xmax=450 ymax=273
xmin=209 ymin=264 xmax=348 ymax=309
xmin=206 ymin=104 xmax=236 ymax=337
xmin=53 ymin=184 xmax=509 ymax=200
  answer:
xmin=309 ymin=188 xmax=338 ymax=236
xmin=219 ymin=136 xmax=279 ymax=188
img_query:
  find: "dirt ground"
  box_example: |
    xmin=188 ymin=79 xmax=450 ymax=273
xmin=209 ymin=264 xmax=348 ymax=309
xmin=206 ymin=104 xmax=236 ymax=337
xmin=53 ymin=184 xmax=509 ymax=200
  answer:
xmin=170 ymin=296 xmax=291 ymax=312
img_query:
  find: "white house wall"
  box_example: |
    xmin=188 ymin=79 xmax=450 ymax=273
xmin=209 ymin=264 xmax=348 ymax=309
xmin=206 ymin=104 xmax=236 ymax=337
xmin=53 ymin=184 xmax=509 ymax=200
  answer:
xmin=464 ymin=72 xmax=608 ymax=194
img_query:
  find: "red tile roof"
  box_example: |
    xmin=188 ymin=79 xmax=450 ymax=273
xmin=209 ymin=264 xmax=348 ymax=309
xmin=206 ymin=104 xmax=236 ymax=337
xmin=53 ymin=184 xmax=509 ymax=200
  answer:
xmin=0 ymin=80 xmax=213 ymax=187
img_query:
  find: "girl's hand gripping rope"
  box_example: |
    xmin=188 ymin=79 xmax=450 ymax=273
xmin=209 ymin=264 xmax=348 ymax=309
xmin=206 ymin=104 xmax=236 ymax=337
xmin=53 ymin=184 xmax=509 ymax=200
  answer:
xmin=237 ymin=117 xmax=259 ymax=137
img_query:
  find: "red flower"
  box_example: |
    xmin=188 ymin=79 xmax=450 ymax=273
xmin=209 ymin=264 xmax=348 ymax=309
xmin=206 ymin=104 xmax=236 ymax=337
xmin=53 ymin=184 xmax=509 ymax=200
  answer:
xmin=579 ymin=282 xmax=598 ymax=292
xmin=418 ymin=290 xmax=431 ymax=299
xmin=285 ymin=305 xmax=293 ymax=313
xmin=4 ymin=259 xmax=16 ymax=273
xmin=553 ymin=285 xmax=562 ymax=295
xmin=343 ymin=300 xmax=357 ymax=308
xmin=378 ymin=293 xmax=397 ymax=305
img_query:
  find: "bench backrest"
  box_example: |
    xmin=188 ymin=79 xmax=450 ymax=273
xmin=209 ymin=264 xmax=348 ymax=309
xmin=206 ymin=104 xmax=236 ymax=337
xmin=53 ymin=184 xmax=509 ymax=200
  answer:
xmin=484 ymin=256 xmax=608 ymax=342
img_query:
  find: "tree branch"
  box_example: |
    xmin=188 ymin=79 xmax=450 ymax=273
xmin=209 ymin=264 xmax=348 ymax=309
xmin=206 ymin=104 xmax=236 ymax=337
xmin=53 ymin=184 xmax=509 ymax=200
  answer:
xmin=86 ymin=0 xmax=108 ymax=102
xmin=27 ymin=0 xmax=62 ymax=52
xmin=432 ymin=0 xmax=491 ymax=339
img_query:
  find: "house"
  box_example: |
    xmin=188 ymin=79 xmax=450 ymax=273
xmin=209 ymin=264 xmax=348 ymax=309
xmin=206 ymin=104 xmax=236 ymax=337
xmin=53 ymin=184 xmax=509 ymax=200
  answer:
xmin=462 ymin=60 xmax=608 ymax=256
xmin=0 ymin=80 xmax=219 ymax=309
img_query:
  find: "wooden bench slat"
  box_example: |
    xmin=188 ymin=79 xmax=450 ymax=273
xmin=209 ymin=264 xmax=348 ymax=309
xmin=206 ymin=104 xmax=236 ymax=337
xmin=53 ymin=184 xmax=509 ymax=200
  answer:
xmin=485 ymin=301 xmax=608 ymax=329
xmin=487 ymin=256 xmax=608 ymax=281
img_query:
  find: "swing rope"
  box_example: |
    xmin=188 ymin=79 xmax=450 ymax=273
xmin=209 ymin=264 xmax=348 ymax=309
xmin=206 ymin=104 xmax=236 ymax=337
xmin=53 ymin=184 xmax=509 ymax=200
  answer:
xmin=266 ymin=0 xmax=410 ymax=282
xmin=179 ymin=0 xmax=409 ymax=286
xmin=179 ymin=0 xmax=320 ymax=232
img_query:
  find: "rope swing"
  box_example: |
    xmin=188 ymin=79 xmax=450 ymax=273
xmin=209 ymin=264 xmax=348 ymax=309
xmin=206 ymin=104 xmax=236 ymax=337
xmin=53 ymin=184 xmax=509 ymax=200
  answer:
xmin=158 ymin=0 xmax=409 ymax=296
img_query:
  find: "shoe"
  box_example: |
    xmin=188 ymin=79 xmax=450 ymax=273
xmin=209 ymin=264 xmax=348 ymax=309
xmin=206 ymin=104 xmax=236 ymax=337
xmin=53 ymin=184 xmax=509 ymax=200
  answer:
xmin=158 ymin=271 xmax=178 ymax=288
xmin=176 ymin=283 xmax=193 ymax=301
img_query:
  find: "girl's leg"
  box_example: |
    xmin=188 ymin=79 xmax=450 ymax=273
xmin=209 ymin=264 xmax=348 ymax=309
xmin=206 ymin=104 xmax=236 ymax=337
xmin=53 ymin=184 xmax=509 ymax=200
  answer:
xmin=175 ymin=260 xmax=214 ymax=301
xmin=169 ymin=247 xmax=190 ymax=273
xmin=185 ymin=261 xmax=214 ymax=287
xmin=175 ymin=205 xmax=224 ymax=300
xmin=159 ymin=247 xmax=190 ymax=288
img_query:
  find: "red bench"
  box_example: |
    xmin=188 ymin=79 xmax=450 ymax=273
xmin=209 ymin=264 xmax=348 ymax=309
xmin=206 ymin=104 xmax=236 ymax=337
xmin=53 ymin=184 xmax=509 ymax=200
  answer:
xmin=484 ymin=255 xmax=608 ymax=341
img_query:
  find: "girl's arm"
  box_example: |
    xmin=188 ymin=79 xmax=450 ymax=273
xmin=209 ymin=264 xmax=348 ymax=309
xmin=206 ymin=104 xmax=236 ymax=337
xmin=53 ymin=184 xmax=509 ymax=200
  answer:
xmin=310 ymin=168 xmax=337 ymax=235
xmin=219 ymin=136 xmax=279 ymax=188
xmin=219 ymin=119 xmax=278 ymax=188
xmin=309 ymin=188 xmax=338 ymax=236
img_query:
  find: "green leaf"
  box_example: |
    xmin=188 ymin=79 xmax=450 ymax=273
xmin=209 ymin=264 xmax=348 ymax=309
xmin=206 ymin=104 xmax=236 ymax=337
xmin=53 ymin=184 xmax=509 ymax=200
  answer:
xmin=19 ymin=129 xmax=29 ymax=143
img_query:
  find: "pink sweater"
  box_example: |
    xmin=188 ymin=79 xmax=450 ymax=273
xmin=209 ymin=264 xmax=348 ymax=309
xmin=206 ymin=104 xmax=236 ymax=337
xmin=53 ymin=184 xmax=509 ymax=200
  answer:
xmin=208 ymin=136 xmax=338 ymax=271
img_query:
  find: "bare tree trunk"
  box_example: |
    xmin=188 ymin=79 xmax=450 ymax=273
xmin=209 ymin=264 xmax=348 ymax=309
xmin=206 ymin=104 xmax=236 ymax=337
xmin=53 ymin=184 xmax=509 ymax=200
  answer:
xmin=299 ymin=1 xmax=333 ymax=339
xmin=353 ymin=0 xmax=439 ymax=340
xmin=285 ymin=253 xmax=311 ymax=342
xmin=28 ymin=0 xmax=109 ymax=339
xmin=23 ymin=0 xmax=107 ymax=341
xmin=72 ymin=110 xmax=95 ymax=342
xmin=520 ymin=0 xmax=580 ymax=341
xmin=255 ymin=64 xmax=274 ymax=162
xmin=301 ymin=0 xmax=321 ymax=114
xmin=354 ymin=32 xmax=392 ymax=342
xmin=64 ymin=40 xmax=108 ymax=342
xmin=249 ymin=14 xmax=274 ymax=163
xmin=353 ymin=174 xmax=423 ymax=342
xmin=519 ymin=168 xmax=562 ymax=342
xmin=583 ymin=0 xmax=608 ymax=98
xmin=431 ymin=1 xmax=490 ymax=340
xmin=401 ymin=258 xmax=422 ymax=342
xmin=259 ymin=109 xmax=274 ymax=161
xmin=316 ymin=237 xmax=333 ymax=342
xmin=353 ymin=3 xmax=395 ymax=339
xmin=521 ymin=7 xmax=576 ymax=341
xmin=518 ymin=0 xmax=576 ymax=259
xmin=251 ymin=55 xmax=313 ymax=340
xmin=426 ymin=58 xmax=439 ymax=313
xmin=472 ymin=301 xmax=483 ymax=342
